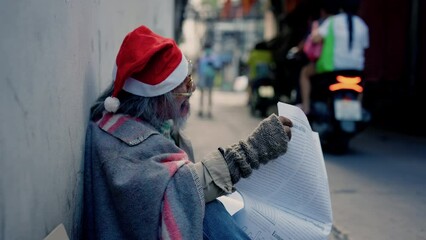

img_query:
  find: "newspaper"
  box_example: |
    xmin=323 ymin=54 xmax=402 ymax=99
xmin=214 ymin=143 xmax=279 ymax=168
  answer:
xmin=217 ymin=101 xmax=333 ymax=239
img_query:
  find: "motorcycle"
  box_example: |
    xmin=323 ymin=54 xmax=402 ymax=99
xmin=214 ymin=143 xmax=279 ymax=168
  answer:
xmin=249 ymin=74 xmax=277 ymax=117
xmin=249 ymin=47 xmax=303 ymax=118
xmin=308 ymin=70 xmax=370 ymax=153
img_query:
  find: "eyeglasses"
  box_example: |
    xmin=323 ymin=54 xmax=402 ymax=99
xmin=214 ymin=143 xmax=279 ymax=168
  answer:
xmin=172 ymin=59 xmax=195 ymax=97
xmin=172 ymin=75 xmax=195 ymax=97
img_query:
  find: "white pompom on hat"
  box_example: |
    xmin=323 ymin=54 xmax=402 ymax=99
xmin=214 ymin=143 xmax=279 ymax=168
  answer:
xmin=104 ymin=25 xmax=189 ymax=113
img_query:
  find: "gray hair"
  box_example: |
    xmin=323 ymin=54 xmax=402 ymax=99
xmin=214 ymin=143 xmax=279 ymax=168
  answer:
xmin=90 ymin=83 xmax=188 ymax=130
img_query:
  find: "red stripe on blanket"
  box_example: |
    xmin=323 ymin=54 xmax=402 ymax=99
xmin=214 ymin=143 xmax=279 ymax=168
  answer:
xmin=161 ymin=152 xmax=190 ymax=176
xmin=98 ymin=113 xmax=113 ymax=127
xmin=108 ymin=115 xmax=129 ymax=132
xmin=161 ymin=151 xmax=188 ymax=163
xmin=162 ymin=193 xmax=182 ymax=239
xmin=163 ymin=162 xmax=179 ymax=176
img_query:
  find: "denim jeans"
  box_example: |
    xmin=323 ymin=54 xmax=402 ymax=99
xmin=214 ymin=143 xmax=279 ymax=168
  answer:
xmin=203 ymin=199 xmax=251 ymax=240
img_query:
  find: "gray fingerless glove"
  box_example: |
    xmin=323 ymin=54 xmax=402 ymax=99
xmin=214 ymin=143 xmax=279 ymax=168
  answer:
xmin=220 ymin=114 xmax=290 ymax=184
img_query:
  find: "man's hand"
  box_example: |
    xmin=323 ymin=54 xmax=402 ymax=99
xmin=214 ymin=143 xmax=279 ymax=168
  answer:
xmin=221 ymin=114 xmax=293 ymax=184
xmin=278 ymin=116 xmax=293 ymax=141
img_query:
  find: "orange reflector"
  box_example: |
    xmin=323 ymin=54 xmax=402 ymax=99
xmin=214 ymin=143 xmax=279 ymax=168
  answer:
xmin=336 ymin=76 xmax=361 ymax=84
xmin=329 ymin=83 xmax=363 ymax=92
xmin=329 ymin=75 xmax=363 ymax=92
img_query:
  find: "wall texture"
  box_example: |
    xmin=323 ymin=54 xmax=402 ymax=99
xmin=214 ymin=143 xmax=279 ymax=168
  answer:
xmin=0 ymin=0 xmax=175 ymax=239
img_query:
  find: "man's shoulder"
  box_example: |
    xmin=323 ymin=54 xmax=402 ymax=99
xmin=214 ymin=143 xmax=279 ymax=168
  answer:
xmin=94 ymin=113 xmax=160 ymax=146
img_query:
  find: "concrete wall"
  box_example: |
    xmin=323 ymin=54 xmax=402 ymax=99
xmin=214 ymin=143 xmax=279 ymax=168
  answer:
xmin=0 ymin=1 xmax=175 ymax=239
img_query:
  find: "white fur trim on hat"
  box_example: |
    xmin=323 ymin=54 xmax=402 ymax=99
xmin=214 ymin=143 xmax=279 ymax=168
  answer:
xmin=120 ymin=52 xmax=189 ymax=97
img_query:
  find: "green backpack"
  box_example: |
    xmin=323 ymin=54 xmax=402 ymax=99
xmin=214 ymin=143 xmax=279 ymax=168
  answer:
xmin=316 ymin=17 xmax=334 ymax=73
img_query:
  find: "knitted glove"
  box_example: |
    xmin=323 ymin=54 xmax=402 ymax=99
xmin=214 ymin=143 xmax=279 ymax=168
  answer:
xmin=220 ymin=114 xmax=291 ymax=184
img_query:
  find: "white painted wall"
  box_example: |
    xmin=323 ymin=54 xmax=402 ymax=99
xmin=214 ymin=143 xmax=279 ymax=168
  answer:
xmin=0 ymin=1 xmax=175 ymax=239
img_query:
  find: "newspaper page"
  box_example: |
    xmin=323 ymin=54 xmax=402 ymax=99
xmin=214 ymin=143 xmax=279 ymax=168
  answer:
xmin=218 ymin=102 xmax=333 ymax=240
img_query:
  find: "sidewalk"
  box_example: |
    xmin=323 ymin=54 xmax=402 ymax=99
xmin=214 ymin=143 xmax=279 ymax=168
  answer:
xmin=184 ymin=89 xmax=344 ymax=240
xmin=184 ymin=89 xmax=262 ymax=161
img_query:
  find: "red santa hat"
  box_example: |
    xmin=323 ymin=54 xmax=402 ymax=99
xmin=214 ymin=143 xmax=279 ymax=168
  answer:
xmin=104 ymin=25 xmax=190 ymax=113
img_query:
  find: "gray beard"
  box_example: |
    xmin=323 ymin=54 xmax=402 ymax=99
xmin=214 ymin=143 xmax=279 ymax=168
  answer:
xmin=168 ymin=98 xmax=190 ymax=131
xmin=171 ymin=109 xmax=189 ymax=131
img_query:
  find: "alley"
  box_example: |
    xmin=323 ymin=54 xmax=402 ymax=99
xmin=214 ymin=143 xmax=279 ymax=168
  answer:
xmin=185 ymin=89 xmax=426 ymax=240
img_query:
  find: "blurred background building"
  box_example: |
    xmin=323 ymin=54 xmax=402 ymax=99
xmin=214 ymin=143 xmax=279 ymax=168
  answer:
xmin=181 ymin=0 xmax=426 ymax=136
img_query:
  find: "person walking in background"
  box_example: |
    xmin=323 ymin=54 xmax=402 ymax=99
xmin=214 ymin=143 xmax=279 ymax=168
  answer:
xmin=197 ymin=44 xmax=219 ymax=118
xmin=82 ymin=25 xmax=293 ymax=239
xmin=299 ymin=0 xmax=369 ymax=115
xmin=298 ymin=0 xmax=340 ymax=114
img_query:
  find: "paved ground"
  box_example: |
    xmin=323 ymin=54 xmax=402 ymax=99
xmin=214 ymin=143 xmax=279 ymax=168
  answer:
xmin=184 ymin=89 xmax=426 ymax=240
xmin=185 ymin=89 xmax=261 ymax=161
xmin=184 ymin=89 xmax=345 ymax=239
